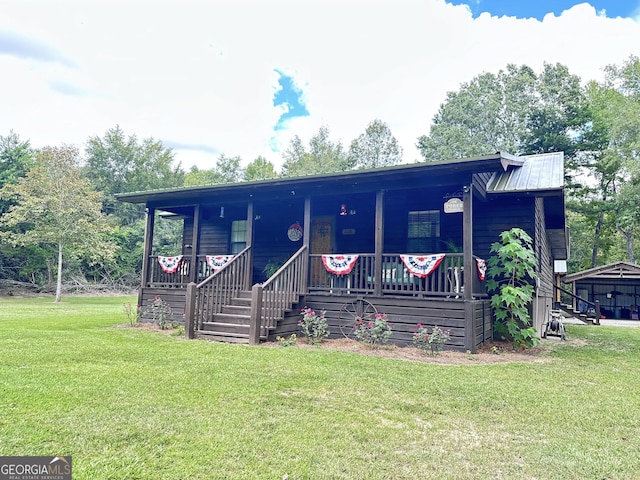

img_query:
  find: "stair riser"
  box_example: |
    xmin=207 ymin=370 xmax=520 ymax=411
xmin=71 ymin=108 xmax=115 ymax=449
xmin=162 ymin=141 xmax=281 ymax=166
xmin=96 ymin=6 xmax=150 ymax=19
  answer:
xmin=201 ymin=322 xmax=250 ymax=334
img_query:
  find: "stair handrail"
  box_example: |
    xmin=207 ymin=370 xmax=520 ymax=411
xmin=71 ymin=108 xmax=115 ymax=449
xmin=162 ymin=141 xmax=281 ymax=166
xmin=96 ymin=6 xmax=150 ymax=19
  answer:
xmin=189 ymin=246 xmax=252 ymax=333
xmin=249 ymin=245 xmax=308 ymax=343
xmin=554 ymin=283 xmax=601 ymax=325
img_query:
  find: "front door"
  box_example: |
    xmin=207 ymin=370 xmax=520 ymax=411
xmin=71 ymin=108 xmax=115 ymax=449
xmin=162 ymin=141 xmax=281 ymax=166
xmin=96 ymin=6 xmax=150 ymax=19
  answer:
xmin=310 ymin=217 xmax=334 ymax=286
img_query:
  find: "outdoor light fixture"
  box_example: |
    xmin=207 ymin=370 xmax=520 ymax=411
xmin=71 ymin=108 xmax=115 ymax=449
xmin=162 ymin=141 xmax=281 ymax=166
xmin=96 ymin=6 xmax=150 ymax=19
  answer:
xmin=219 ymin=206 xmax=225 ymax=218
xmin=340 ymin=204 xmax=347 ymax=216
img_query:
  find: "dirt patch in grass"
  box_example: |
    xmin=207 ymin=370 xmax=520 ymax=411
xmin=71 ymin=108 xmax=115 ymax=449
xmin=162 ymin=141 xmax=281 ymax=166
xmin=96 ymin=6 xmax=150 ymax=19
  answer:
xmin=265 ymin=337 xmax=569 ymax=365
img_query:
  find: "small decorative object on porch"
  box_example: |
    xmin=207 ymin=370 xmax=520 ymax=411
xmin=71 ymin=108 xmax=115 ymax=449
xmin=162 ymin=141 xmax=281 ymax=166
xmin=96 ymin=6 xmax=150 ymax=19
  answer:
xmin=321 ymin=254 xmax=359 ymax=275
xmin=475 ymin=258 xmax=487 ymax=281
xmin=287 ymin=223 xmax=303 ymax=242
xmin=400 ymin=254 xmax=445 ymax=278
xmin=157 ymin=255 xmax=183 ymax=274
xmin=205 ymin=254 xmax=234 ymax=273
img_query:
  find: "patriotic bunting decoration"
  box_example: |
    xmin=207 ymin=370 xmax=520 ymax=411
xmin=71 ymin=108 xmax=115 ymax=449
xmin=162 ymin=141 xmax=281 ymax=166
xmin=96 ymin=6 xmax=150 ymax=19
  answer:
xmin=321 ymin=255 xmax=359 ymax=275
xmin=475 ymin=258 xmax=487 ymax=281
xmin=400 ymin=254 xmax=445 ymax=278
xmin=157 ymin=255 xmax=183 ymax=274
xmin=206 ymin=255 xmax=234 ymax=273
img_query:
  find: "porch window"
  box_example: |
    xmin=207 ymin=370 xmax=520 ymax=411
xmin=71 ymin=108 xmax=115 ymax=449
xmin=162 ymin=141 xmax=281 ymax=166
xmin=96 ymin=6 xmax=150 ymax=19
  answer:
xmin=407 ymin=210 xmax=440 ymax=252
xmin=231 ymin=220 xmax=247 ymax=254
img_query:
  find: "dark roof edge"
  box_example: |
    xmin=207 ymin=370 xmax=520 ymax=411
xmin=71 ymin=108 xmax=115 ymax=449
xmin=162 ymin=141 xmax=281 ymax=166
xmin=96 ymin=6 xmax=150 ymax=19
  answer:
xmin=115 ymin=152 xmax=512 ymax=203
xmin=563 ymin=261 xmax=640 ymax=283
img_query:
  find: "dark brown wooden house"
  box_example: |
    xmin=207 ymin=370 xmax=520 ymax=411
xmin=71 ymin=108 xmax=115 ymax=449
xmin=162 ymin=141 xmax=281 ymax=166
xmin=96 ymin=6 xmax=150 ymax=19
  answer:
xmin=116 ymin=151 xmax=567 ymax=352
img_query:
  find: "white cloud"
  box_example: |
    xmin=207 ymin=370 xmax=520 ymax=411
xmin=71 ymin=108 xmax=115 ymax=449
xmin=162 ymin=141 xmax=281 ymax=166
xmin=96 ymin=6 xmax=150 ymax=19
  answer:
xmin=0 ymin=0 xmax=639 ymax=171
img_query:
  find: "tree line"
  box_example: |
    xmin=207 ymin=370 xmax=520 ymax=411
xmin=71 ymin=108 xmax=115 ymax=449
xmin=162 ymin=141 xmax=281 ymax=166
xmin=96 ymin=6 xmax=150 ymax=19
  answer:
xmin=0 ymin=56 xmax=638 ymax=297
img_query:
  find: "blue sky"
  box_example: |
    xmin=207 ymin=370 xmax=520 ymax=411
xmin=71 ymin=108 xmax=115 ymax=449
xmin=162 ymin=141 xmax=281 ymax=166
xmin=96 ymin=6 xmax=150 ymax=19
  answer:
xmin=450 ymin=0 xmax=640 ymax=20
xmin=1 ymin=1 xmax=639 ymax=170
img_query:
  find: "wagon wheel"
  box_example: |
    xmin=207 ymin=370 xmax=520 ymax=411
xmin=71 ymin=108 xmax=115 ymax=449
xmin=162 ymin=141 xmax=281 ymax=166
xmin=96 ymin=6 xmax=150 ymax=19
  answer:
xmin=338 ymin=298 xmax=377 ymax=338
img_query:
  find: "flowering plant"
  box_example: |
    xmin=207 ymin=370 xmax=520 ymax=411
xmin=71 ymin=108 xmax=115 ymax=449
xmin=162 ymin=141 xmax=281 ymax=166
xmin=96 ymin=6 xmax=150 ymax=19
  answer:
xmin=148 ymin=295 xmax=172 ymax=330
xmin=299 ymin=307 xmax=329 ymax=344
xmin=412 ymin=324 xmax=450 ymax=356
xmin=354 ymin=313 xmax=392 ymax=347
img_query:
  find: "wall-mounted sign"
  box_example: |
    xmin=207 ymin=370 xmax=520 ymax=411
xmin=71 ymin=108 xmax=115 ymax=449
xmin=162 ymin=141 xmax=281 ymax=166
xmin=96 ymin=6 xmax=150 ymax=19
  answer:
xmin=342 ymin=228 xmax=356 ymax=235
xmin=287 ymin=223 xmax=303 ymax=241
xmin=444 ymin=198 xmax=464 ymax=214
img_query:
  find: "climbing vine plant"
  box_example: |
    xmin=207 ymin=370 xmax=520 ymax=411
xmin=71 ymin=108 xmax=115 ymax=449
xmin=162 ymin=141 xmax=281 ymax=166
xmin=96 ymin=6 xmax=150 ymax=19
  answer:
xmin=486 ymin=228 xmax=540 ymax=349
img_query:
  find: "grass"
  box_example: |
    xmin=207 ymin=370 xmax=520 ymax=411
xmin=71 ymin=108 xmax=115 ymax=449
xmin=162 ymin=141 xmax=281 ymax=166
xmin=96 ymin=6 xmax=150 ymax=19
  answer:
xmin=1 ymin=295 xmax=640 ymax=479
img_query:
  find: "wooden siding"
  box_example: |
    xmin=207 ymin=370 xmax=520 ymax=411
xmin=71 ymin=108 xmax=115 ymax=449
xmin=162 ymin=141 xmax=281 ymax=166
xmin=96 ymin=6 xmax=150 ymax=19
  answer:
xmin=473 ymin=300 xmax=493 ymax=347
xmin=273 ymin=294 xmax=491 ymax=352
xmin=535 ymin=197 xmax=554 ymax=297
xmin=472 ymin=196 xmax=535 ymax=259
xmin=183 ymin=216 xmax=231 ymax=256
xmin=139 ymin=287 xmax=187 ymax=323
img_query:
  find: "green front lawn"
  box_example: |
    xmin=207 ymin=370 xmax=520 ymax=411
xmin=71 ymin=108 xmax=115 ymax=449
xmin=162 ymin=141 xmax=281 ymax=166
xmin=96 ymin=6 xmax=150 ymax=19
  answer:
xmin=1 ymin=295 xmax=639 ymax=479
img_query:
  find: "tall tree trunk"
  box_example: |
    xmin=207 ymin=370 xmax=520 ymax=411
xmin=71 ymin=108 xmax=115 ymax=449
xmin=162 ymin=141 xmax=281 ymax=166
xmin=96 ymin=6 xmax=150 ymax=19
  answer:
xmin=55 ymin=241 xmax=63 ymax=303
xmin=591 ymin=212 xmax=604 ymax=268
xmin=617 ymin=224 xmax=636 ymax=264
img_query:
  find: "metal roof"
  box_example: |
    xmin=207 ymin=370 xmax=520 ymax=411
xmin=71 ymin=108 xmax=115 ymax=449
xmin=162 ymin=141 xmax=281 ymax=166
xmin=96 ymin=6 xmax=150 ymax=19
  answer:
xmin=486 ymin=152 xmax=564 ymax=194
xmin=563 ymin=262 xmax=640 ymax=283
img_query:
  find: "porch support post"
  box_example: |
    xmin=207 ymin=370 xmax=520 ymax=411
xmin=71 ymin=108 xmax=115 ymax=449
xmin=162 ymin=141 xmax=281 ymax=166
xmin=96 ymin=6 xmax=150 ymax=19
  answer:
xmin=245 ymin=200 xmax=254 ymax=289
xmin=249 ymin=283 xmax=263 ymax=345
xmin=374 ymin=190 xmax=384 ymax=296
xmin=189 ymin=204 xmax=201 ymax=283
xmin=463 ymin=184 xmax=475 ymax=352
xmin=303 ymin=196 xmax=311 ymax=248
xmin=303 ymin=196 xmax=311 ymax=294
xmin=463 ymin=184 xmax=473 ymax=301
xmin=139 ymin=206 xmax=155 ymax=305
xmin=184 ymin=282 xmax=197 ymax=339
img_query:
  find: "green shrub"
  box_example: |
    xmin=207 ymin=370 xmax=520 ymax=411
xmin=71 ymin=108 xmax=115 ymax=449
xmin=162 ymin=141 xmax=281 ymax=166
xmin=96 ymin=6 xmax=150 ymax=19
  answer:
xmin=486 ymin=228 xmax=539 ymax=349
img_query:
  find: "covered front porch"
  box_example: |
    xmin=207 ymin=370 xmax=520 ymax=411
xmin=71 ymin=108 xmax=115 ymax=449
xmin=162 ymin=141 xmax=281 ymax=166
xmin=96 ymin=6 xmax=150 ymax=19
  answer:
xmin=136 ymin=180 xmax=492 ymax=352
xmin=118 ymin=152 xmax=566 ymax=353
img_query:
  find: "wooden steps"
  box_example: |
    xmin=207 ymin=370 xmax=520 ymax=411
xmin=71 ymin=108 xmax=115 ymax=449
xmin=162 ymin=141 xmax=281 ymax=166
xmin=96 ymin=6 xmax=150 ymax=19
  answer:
xmin=195 ymin=289 xmax=299 ymax=344
xmin=196 ymin=290 xmax=274 ymax=344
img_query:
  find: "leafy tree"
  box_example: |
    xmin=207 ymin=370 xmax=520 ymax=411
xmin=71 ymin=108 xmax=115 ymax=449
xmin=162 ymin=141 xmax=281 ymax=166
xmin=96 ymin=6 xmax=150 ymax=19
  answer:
xmin=244 ymin=156 xmax=278 ymax=181
xmin=0 ymin=131 xmax=33 ymax=214
xmin=84 ymin=126 xmax=185 ymax=223
xmin=184 ymin=165 xmax=222 ymax=186
xmin=213 ymin=154 xmax=244 ymax=183
xmin=417 ymin=63 xmax=591 ymax=164
xmin=281 ymin=126 xmax=352 ymax=177
xmin=0 ymin=131 xmax=35 ymax=283
xmin=184 ymin=154 xmax=245 ymax=186
xmin=572 ymin=56 xmax=640 ymax=266
xmin=486 ymin=228 xmax=539 ymax=349
xmin=0 ymin=146 xmax=115 ymax=302
xmin=417 ymin=64 xmax=537 ymax=160
xmin=348 ymin=119 xmax=403 ymax=169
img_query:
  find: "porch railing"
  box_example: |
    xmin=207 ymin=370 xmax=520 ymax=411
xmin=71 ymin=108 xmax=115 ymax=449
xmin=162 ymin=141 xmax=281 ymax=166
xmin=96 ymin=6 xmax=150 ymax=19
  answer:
xmin=250 ymin=245 xmax=308 ymax=341
xmin=308 ymin=253 xmax=486 ymax=297
xmin=554 ymin=284 xmax=601 ymax=324
xmin=191 ymin=247 xmax=252 ymax=332
xmin=146 ymin=255 xmax=220 ymax=287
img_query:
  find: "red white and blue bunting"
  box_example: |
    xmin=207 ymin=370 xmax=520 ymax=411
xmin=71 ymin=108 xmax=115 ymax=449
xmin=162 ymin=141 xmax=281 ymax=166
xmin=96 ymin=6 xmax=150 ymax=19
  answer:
xmin=321 ymin=255 xmax=359 ymax=275
xmin=157 ymin=255 xmax=183 ymax=274
xmin=400 ymin=254 xmax=445 ymax=278
xmin=206 ymin=255 xmax=234 ymax=273
xmin=475 ymin=258 xmax=487 ymax=281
